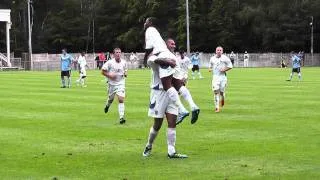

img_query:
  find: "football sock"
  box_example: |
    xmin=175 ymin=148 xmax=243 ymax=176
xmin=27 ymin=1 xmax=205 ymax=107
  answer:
xmin=192 ymin=72 xmax=195 ymax=79
xmin=81 ymin=78 xmax=85 ymax=86
xmin=179 ymin=86 xmax=198 ymax=110
xmin=67 ymin=77 xmax=71 ymax=87
xmin=289 ymin=73 xmax=293 ymax=80
xmin=198 ymin=72 xmax=203 ymax=78
xmin=61 ymin=78 xmax=65 ymax=87
xmin=167 ymin=87 xmax=188 ymax=113
xmin=167 ymin=128 xmax=176 ymax=155
xmin=106 ymin=98 xmax=114 ymax=107
xmin=298 ymin=73 xmax=302 ymax=80
xmin=214 ymin=94 xmax=220 ymax=109
xmin=147 ymin=127 xmax=158 ymax=148
xmin=118 ymin=103 xmax=125 ymax=119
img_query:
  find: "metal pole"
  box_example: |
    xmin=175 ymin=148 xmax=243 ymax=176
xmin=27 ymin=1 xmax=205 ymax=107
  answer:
xmin=6 ymin=22 xmax=11 ymax=67
xmin=28 ymin=0 xmax=33 ymax=70
xmin=311 ymin=16 xmax=314 ymax=54
xmin=186 ymin=0 xmax=190 ymax=55
xmin=310 ymin=16 xmax=314 ymax=65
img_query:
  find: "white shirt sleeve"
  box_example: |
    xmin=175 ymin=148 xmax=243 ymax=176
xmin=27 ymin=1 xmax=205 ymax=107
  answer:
xmin=209 ymin=57 xmax=214 ymax=69
xmin=124 ymin=61 xmax=128 ymax=72
xmin=224 ymin=56 xmax=233 ymax=69
xmin=101 ymin=61 xmax=110 ymax=71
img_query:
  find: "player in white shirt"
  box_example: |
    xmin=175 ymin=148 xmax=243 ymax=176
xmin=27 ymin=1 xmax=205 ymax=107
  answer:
xmin=76 ymin=52 xmax=87 ymax=87
xmin=143 ymin=17 xmax=189 ymax=123
xmin=209 ymin=46 xmax=233 ymax=113
xmin=176 ymin=51 xmax=191 ymax=84
xmin=102 ymin=48 xmax=128 ymax=124
xmin=244 ymin=51 xmax=249 ymax=67
xmin=165 ymin=39 xmax=200 ymax=125
xmin=142 ymin=48 xmax=188 ymax=159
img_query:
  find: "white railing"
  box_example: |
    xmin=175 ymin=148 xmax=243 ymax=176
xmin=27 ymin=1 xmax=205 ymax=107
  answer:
xmin=0 ymin=52 xmax=9 ymax=67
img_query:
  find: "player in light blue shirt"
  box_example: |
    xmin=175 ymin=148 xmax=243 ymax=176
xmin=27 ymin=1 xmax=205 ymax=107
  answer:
xmin=60 ymin=49 xmax=74 ymax=88
xmin=190 ymin=52 xmax=203 ymax=79
xmin=287 ymin=52 xmax=302 ymax=81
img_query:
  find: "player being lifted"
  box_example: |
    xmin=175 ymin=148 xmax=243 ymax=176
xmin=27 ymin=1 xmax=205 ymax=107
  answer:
xmin=209 ymin=46 xmax=233 ymax=113
xmin=102 ymin=48 xmax=128 ymax=124
xmin=165 ymin=38 xmax=200 ymax=124
xmin=143 ymin=17 xmax=190 ymax=122
xmin=286 ymin=51 xmax=302 ymax=81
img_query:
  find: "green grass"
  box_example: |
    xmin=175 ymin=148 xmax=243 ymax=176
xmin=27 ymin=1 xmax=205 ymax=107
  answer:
xmin=0 ymin=68 xmax=319 ymax=180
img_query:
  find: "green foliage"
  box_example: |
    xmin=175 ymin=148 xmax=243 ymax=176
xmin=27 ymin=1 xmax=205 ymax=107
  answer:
xmin=0 ymin=0 xmax=319 ymax=53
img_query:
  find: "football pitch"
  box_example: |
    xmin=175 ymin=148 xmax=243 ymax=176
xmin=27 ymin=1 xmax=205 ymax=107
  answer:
xmin=0 ymin=68 xmax=319 ymax=179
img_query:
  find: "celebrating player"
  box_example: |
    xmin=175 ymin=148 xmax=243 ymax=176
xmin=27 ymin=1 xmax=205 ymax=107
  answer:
xmin=286 ymin=51 xmax=302 ymax=81
xmin=60 ymin=48 xmax=74 ymax=88
xmin=102 ymin=48 xmax=128 ymax=124
xmin=209 ymin=46 xmax=233 ymax=113
xmin=166 ymin=39 xmax=200 ymax=125
xmin=142 ymin=47 xmax=188 ymax=159
xmin=143 ymin=17 xmax=189 ymax=122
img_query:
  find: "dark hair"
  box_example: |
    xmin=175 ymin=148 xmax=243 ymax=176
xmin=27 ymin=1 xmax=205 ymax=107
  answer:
xmin=147 ymin=17 xmax=157 ymax=26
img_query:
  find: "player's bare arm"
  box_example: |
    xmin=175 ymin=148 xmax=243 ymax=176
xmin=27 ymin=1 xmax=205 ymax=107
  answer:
xmin=101 ymin=69 xmax=116 ymax=80
xmin=144 ymin=48 xmax=153 ymax=66
xmin=154 ymin=58 xmax=176 ymax=68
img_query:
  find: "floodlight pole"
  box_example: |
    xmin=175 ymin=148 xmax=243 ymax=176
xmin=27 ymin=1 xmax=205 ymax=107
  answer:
xmin=186 ymin=0 xmax=190 ymax=55
xmin=6 ymin=17 xmax=11 ymax=67
xmin=27 ymin=0 xmax=33 ymax=70
xmin=310 ymin=16 xmax=314 ymax=65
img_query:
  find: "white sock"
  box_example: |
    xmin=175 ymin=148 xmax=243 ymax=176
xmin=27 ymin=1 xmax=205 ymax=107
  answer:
xmin=167 ymin=128 xmax=176 ymax=155
xmin=67 ymin=77 xmax=71 ymax=87
xmin=61 ymin=78 xmax=65 ymax=86
xmin=298 ymin=73 xmax=302 ymax=80
xmin=289 ymin=73 xmax=293 ymax=80
xmin=81 ymin=78 xmax=85 ymax=86
xmin=118 ymin=103 xmax=125 ymax=119
xmin=214 ymin=94 xmax=220 ymax=109
xmin=147 ymin=127 xmax=158 ymax=148
xmin=179 ymin=86 xmax=198 ymax=110
xmin=198 ymin=71 xmax=203 ymax=78
xmin=192 ymin=72 xmax=195 ymax=79
xmin=167 ymin=87 xmax=188 ymax=113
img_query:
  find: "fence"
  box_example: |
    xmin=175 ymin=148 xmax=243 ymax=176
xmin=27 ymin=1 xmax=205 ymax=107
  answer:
xmin=15 ymin=52 xmax=320 ymax=71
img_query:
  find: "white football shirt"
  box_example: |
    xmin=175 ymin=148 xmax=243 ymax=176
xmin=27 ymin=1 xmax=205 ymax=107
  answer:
xmin=209 ymin=54 xmax=233 ymax=77
xmin=177 ymin=56 xmax=191 ymax=77
xmin=145 ymin=27 xmax=168 ymax=54
xmin=102 ymin=59 xmax=127 ymax=86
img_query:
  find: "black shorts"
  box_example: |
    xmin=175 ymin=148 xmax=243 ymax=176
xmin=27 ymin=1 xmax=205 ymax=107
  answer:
xmin=292 ymin=68 xmax=300 ymax=73
xmin=230 ymin=59 xmax=235 ymax=65
xmin=61 ymin=70 xmax=71 ymax=77
xmin=192 ymin=65 xmax=199 ymax=72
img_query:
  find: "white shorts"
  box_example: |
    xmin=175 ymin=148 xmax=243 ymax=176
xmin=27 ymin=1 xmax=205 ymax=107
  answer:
xmin=108 ymin=84 xmax=125 ymax=99
xmin=148 ymin=89 xmax=178 ymax=118
xmin=173 ymin=68 xmax=188 ymax=80
xmin=212 ymin=77 xmax=227 ymax=92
